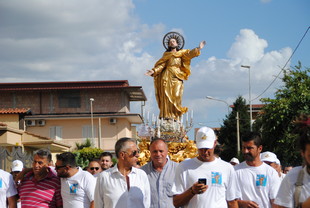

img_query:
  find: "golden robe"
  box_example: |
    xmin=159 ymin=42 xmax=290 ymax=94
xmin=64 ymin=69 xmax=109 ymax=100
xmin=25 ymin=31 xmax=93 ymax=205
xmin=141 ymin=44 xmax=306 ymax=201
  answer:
xmin=152 ymin=48 xmax=201 ymax=120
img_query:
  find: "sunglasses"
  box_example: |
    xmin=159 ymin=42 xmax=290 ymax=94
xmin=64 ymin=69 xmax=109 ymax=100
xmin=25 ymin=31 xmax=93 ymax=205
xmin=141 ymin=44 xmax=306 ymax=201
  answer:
xmin=90 ymin=167 xmax=100 ymax=171
xmin=55 ymin=165 xmax=67 ymax=170
xmin=123 ymin=150 xmax=140 ymax=157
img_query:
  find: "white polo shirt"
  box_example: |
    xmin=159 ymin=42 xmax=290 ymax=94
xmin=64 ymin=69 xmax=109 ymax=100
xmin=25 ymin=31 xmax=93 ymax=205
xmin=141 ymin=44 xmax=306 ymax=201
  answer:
xmin=94 ymin=165 xmax=150 ymax=208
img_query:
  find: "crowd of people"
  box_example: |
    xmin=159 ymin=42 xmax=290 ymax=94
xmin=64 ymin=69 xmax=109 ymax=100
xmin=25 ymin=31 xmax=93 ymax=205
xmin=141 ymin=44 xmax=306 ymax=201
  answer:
xmin=0 ymin=124 xmax=309 ymax=208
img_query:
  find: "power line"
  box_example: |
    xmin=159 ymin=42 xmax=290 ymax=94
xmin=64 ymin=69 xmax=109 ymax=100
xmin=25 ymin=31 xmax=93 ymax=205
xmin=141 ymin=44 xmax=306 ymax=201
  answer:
xmin=251 ymin=26 xmax=310 ymax=102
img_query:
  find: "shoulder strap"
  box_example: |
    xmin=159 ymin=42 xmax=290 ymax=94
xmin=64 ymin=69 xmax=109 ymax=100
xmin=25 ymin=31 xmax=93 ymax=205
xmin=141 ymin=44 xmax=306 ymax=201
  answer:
xmin=294 ymin=168 xmax=305 ymax=208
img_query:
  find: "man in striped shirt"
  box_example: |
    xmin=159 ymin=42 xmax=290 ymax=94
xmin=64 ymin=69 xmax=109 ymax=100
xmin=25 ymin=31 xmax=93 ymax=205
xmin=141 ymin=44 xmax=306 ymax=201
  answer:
xmin=18 ymin=149 xmax=62 ymax=208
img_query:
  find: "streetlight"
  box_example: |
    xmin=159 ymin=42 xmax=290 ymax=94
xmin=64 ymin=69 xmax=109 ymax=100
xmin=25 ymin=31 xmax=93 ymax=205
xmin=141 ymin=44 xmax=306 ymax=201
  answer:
xmin=206 ymin=96 xmax=230 ymax=114
xmin=90 ymin=98 xmax=95 ymax=146
xmin=241 ymin=65 xmax=252 ymax=131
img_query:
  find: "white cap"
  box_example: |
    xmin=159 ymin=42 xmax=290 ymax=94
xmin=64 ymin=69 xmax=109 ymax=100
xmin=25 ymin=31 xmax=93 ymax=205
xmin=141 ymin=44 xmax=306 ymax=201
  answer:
xmin=275 ymin=158 xmax=281 ymax=165
xmin=195 ymin=127 xmax=216 ymax=149
xmin=12 ymin=160 xmax=23 ymax=172
xmin=230 ymin=157 xmax=240 ymax=164
xmin=260 ymin=151 xmax=277 ymax=163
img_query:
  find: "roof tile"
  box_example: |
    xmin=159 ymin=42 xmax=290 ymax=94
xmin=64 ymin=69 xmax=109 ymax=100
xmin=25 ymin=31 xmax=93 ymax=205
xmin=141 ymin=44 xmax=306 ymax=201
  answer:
xmin=0 ymin=108 xmax=31 ymax=114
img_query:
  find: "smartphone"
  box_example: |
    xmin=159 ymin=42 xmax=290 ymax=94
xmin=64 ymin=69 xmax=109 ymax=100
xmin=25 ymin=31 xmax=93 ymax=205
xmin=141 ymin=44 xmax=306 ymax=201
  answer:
xmin=198 ymin=178 xmax=207 ymax=185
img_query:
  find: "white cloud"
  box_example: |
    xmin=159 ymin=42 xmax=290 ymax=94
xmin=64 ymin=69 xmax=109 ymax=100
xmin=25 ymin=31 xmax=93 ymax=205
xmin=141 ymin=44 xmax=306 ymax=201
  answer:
xmin=227 ymin=29 xmax=268 ymax=64
xmin=0 ymin=0 xmax=292 ymax=133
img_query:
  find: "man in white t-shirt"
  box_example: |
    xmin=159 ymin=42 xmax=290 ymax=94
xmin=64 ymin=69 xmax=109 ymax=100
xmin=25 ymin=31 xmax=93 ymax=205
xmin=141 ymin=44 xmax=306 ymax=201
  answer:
xmin=235 ymin=132 xmax=280 ymax=208
xmin=55 ymin=152 xmax=96 ymax=208
xmin=275 ymin=117 xmax=310 ymax=207
xmin=172 ymin=126 xmax=240 ymax=208
xmin=0 ymin=168 xmax=17 ymax=208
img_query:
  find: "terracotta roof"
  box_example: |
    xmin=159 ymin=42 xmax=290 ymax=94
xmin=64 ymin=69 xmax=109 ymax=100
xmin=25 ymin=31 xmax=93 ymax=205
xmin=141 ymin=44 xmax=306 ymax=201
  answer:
xmin=0 ymin=80 xmax=147 ymax=101
xmin=0 ymin=80 xmax=130 ymax=91
xmin=229 ymin=104 xmax=265 ymax=109
xmin=0 ymin=108 xmax=31 ymax=114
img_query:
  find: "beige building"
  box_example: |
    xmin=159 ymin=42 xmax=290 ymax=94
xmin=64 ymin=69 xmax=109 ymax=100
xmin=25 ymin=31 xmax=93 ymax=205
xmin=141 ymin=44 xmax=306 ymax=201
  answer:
xmin=0 ymin=80 xmax=146 ymax=158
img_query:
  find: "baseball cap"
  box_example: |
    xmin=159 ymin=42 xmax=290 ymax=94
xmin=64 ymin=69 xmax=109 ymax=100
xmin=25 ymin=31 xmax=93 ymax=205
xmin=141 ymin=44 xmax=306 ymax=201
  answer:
xmin=260 ymin=151 xmax=277 ymax=163
xmin=12 ymin=160 xmax=23 ymax=172
xmin=195 ymin=127 xmax=216 ymax=149
xmin=230 ymin=157 xmax=240 ymax=164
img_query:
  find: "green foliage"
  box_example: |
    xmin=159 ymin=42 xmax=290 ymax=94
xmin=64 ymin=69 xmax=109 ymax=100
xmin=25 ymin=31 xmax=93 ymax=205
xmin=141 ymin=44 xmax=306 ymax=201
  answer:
xmin=218 ymin=96 xmax=250 ymax=161
xmin=73 ymin=147 xmax=103 ymax=169
xmin=75 ymin=138 xmax=92 ymax=150
xmin=254 ymin=62 xmax=310 ymax=166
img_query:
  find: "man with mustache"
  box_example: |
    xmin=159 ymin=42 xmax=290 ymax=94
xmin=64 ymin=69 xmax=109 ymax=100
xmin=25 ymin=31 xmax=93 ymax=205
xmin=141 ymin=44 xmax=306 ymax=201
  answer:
xmin=18 ymin=149 xmax=62 ymax=207
xmin=234 ymin=132 xmax=280 ymax=208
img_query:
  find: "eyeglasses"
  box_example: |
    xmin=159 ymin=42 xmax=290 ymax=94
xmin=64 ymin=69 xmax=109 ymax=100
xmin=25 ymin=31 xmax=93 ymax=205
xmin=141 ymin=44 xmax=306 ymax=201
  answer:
xmin=123 ymin=150 xmax=140 ymax=157
xmin=90 ymin=167 xmax=100 ymax=171
xmin=55 ymin=165 xmax=67 ymax=170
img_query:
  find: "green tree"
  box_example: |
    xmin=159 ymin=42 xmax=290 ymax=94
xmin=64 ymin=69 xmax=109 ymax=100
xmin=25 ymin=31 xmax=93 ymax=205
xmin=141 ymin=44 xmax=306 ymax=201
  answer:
xmin=73 ymin=147 xmax=103 ymax=169
xmin=218 ymin=96 xmax=250 ymax=161
xmin=254 ymin=62 xmax=310 ymax=166
xmin=73 ymin=138 xmax=103 ymax=168
xmin=75 ymin=138 xmax=92 ymax=150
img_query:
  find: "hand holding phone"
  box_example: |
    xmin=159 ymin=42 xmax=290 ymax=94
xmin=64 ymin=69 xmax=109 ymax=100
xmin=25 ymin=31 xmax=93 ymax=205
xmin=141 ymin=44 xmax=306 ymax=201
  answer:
xmin=198 ymin=178 xmax=207 ymax=185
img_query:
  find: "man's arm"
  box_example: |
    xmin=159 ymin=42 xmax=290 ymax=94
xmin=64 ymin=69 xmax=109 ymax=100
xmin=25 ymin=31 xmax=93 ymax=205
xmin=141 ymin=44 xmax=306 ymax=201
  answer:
xmin=173 ymin=188 xmax=195 ymax=207
xmin=7 ymin=195 xmax=17 ymax=208
xmin=227 ymin=199 xmax=238 ymax=208
xmin=237 ymin=199 xmax=259 ymax=208
xmin=302 ymin=197 xmax=310 ymax=208
xmin=173 ymin=183 xmax=207 ymax=207
xmin=279 ymin=197 xmax=310 ymax=208
xmin=89 ymin=201 xmax=94 ymax=208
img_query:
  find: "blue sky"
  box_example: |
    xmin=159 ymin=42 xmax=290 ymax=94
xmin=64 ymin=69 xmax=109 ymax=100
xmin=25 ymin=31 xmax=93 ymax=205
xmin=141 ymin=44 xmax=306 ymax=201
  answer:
xmin=0 ymin=0 xmax=309 ymax=139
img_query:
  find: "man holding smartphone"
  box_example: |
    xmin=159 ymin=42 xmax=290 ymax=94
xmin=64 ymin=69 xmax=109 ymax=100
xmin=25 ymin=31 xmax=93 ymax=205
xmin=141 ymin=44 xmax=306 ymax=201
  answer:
xmin=172 ymin=126 xmax=240 ymax=208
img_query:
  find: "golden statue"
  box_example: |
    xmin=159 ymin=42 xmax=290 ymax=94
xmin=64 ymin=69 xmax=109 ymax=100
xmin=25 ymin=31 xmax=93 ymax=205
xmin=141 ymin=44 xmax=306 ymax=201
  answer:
xmin=145 ymin=32 xmax=206 ymax=120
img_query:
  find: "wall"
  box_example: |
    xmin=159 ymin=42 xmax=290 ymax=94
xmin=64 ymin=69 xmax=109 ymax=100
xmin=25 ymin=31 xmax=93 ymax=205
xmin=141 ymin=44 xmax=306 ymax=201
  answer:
xmin=26 ymin=117 xmax=132 ymax=151
xmin=0 ymin=89 xmax=130 ymax=115
xmin=0 ymin=114 xmax=19 ymax=129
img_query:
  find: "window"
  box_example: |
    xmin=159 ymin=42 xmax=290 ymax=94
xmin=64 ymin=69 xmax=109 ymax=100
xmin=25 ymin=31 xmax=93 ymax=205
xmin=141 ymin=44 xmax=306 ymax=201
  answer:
xmin=50 ymin=126 xmax=62 ymax=140
xmin=82 ymin=125 xmax=97 ymax=139
xmin=58 ymin=90 xmax=81 ymax=108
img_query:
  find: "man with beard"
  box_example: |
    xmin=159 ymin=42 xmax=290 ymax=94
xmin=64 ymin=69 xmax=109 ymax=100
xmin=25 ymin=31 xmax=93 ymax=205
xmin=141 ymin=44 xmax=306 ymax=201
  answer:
xmin=235 ymin=132 xmax=280 ymax=208
xmin=55 ymin=152 xmax=96 ymax=208
xmin=141 ymin=138 xmax=178 ymax=208
xmin=99 ymin=152 xmax=114 ymax=171
xmin=275 ymin=115 xmax=310 ymax=207
xmin=172 ymin=127 xmax=240 ymax=208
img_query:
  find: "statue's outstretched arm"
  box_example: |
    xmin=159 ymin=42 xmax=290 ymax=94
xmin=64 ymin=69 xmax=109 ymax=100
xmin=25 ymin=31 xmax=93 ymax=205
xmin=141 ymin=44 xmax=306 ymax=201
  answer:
xmin=145 ymin=69 xmax=154 ymax=76
xmin=198 ymin=41 xmax=206 ymax=50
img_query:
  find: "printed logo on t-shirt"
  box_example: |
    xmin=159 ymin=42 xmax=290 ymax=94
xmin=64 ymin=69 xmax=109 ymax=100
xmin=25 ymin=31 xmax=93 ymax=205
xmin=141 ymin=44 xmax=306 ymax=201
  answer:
xmin=0 ymin=178 xmax=2 ymax=188
xmin=70 ymin=183 xmax=78 ymax=194
xmin=211 ymin=172 xmax=222 ymax=185
xmin=256 ymin=174 xmax=267 ymax=186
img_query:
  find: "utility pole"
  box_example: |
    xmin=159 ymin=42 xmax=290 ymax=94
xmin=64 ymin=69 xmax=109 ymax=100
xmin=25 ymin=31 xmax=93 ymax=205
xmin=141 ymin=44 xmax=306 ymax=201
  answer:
xmin=236 ymin=111 xmax=240 ymax=154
